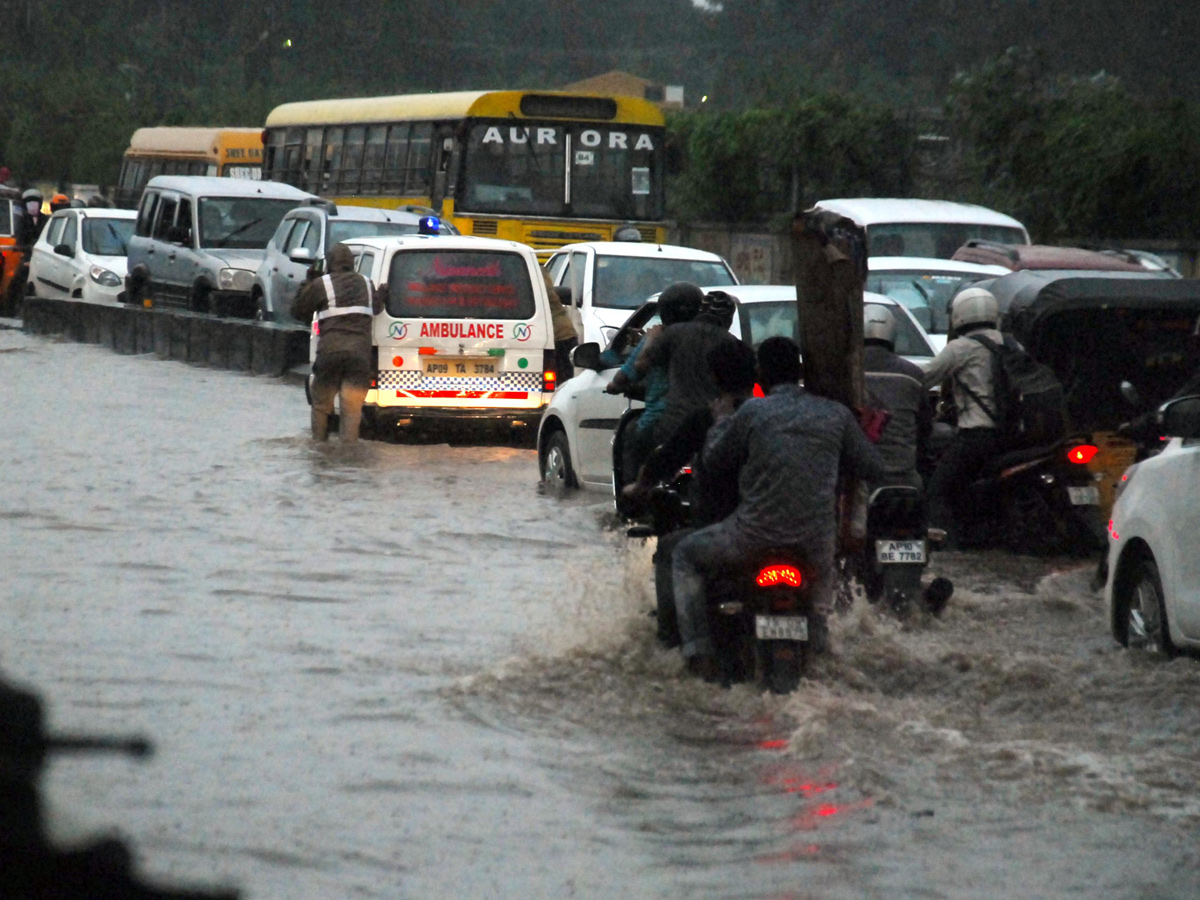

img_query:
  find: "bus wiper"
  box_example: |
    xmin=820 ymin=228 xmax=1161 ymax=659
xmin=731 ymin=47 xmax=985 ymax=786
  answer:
xmin=216 ymin=218 xmax=262 ymax=247
xmin=508 ymin=112 xmax=540 ymax=165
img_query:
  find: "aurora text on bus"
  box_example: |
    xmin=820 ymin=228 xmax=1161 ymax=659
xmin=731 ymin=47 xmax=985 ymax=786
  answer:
xmin=479 ymin=127 xmax=655 ymax=150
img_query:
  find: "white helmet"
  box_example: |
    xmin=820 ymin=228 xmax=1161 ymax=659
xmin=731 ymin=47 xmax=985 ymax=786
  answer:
xmin=863 ymin=303 xmax=897 ymax=348
xmin=950 ymin=286 xmax=999 ymax=333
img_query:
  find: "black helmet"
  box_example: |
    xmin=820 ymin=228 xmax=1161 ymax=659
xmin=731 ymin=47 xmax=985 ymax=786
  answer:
xmin=657 ymin=282 xmax=704 ymax=326
xmin=700 ymin=290 xmax=737 ymax=328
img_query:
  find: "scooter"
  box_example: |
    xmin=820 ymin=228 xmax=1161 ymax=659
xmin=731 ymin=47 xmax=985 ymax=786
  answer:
xmin=862 ymin=485 xmax=954 ymax=616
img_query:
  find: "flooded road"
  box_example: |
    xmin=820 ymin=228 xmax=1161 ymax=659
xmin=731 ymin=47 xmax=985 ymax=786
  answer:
xmin=3 ymin=326 xmax=1199 ymax=899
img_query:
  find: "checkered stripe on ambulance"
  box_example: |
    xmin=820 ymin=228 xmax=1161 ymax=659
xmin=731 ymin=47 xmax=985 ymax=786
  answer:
xmin=368 ymin=237 xmax=556 ymax=413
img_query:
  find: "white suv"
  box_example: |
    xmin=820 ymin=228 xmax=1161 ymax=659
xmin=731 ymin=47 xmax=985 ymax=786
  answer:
xmin=545 ymin=241 xmax=738 ymax=346
xmin=1105 ymin=394 xmax=1200 ymax=653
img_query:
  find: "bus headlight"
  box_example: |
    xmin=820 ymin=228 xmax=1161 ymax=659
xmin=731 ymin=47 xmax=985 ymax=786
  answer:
xmin=218 ymin=268 xmax=255 ymax=292
xmin=89 ymin=265 xmax=123 ymax=288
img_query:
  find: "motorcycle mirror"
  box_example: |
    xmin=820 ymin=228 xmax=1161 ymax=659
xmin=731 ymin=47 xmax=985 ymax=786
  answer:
xmin=1120 ymin=381 xmax=1142 ymax=407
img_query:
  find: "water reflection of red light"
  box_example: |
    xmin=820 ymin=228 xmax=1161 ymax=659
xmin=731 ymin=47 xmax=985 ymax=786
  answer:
xmin=758 ymin=739 xmax=789 ymax=750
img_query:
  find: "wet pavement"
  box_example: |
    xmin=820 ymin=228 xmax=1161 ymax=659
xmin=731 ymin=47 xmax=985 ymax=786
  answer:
xmin=2 ymin=326 xmax=1199 ymax=899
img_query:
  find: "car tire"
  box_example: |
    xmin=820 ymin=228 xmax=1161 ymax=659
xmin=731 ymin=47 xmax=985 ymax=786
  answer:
xmin=1125 ymin=558 xmax=1175 ymax=656
xmin=541 ymin=430 xmax=577 ymax=493
xmin=189 ymin=283 xmax=212 ymax=315
xmin=253 ymin=291 xmax=272 ymax=322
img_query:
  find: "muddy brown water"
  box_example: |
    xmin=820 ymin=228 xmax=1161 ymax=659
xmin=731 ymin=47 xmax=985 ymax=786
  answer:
xmin=2 ymin=328 xmax=1198 ymax=899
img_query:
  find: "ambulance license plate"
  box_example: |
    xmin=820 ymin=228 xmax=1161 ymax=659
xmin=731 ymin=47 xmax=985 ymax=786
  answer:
xmin=755 ymin=615 xmax=808 ymax=641
xmin=423 ymin=358 xmax=498 ymax=378
xmin=875 ymin=539 xmax=927 ymax=563
xmin=1067 ymin=486 xmax=1100 ymax=506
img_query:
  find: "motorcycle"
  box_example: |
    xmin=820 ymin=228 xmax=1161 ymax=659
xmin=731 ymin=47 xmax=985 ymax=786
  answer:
xmin=861 ymin=485 xmax=954 ymax=616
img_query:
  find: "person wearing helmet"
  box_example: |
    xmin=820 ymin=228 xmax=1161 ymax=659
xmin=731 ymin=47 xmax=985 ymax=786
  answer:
xmin=16 ymin=189 xmax=46 ymax=248
xmin=863 ymin=304 xmax=932 ymax=488
xmin=542 ymin=269 xmax=579 ymax=380
xmin=605 ymin=281 xmax=704 ymax=482
xmin=632 ymin=286 xmax=739 ymax=444
xmin=921 ymin=286 xmax=1004 ymax=546
xmin=49 ymin=193 xmax=71 ymax=214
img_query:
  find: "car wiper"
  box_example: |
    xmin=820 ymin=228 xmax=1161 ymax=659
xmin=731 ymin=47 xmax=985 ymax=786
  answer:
xmin=215 ymin=218 xmax=262 ymax=247
xmin=105 ymin=222 xmax=128 ymax=255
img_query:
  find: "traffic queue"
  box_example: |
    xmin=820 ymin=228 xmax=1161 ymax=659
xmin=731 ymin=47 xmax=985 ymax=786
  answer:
xmin=6 ymin=137 xmax=1200 ymax=693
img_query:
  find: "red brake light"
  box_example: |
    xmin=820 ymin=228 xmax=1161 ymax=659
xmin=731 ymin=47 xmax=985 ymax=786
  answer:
xmin=757 ymin=565 xmax=802 ymax=587
xmin=753 ymin=383 xmax=765 ymax=398
xmin=1067 ymin=444 xmax=1099 ymax=464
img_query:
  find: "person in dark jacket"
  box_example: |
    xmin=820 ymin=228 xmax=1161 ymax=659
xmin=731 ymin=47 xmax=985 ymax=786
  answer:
xmin=863 ymin=303 xmax=932 ymax=489
xmin=291 ymin=243 xmax=384 ymax=443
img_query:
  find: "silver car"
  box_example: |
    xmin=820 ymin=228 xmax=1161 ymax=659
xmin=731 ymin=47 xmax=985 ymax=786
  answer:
xmin=124 ymin=176 xmax=316 ymax=316
xmin=252 ymin=204 xmax=456 ymax=323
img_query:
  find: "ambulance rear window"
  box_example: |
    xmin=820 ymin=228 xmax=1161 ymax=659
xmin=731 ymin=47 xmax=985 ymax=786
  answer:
xmin=386 ymin=250 xmax=535 ymax=320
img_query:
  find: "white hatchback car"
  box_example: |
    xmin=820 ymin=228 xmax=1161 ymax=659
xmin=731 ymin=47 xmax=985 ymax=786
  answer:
xmin=27 ymin=207 xmax=137 ymax=305
xmin=537 ymin=287 xmax=935 ymax=492
xmin=1105 ymin=394 xmax=1200 ymax=654
xmin=545 ymin=241 xmax=738 ymax=346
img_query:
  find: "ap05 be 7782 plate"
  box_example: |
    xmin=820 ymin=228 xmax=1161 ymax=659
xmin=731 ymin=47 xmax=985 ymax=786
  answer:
xmin=755 ymin=615 xmax=808 ymax=641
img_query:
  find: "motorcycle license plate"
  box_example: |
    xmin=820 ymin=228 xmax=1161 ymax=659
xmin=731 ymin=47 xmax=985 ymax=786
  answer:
xmin=755 ymin=615 xmax=808 ymax=641
xmin=1067 ymin=486 xmax=1100 ymax=506
xmin=422 ymin=358 xmax=498 ymax=378
xmin=875 ymin=539 xmax=927 ymax=563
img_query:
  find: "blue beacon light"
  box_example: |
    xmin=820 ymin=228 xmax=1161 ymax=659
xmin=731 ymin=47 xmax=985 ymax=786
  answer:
xmin=418 ymin=216 xmax=441 ymax=235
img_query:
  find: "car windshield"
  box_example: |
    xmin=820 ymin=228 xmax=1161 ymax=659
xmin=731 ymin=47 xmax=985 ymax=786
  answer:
xmin=385 ymin=250 xmax=535 ymax=320
xmin=866 ymin=270 xmax=993 ymax=334
xmin=742 ymin=301 xmax=932 ymax=357
xmin=197 ymin=197 xmax=301 ymax=249
xmin=82 ymin=218 xmax=135 ymax=256
xmin=868 ymin=223 xmax=1027 ymax=259
xmin=593 ymin=256 xmax=734 ymax=310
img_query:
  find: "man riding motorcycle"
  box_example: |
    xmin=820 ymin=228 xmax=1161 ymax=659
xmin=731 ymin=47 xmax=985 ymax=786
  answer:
xmin=864 ymin=303 xmax=931 ymax=489
xmin=672 ymin=336 xmax=885 ymax=677
xmin=922 ymin=287 xmax=1004 ymax=548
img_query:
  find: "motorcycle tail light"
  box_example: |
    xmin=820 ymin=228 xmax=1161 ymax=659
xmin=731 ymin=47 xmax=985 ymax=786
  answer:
xmin=1067 ymin=444 xmax=1099 ymax=464
xmin=757 ymin=565 xmax=802 ymax=588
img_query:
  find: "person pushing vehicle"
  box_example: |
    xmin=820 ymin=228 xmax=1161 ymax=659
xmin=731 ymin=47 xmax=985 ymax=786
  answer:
xmin=291 ymin=243 xmax=384 ymax=443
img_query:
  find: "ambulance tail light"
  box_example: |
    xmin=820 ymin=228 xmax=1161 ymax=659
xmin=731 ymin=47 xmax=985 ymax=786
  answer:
xmin=370 ymin=347 xmax=379 ymax=388
xmin=542 ymin=352 xmax=557 ymax=393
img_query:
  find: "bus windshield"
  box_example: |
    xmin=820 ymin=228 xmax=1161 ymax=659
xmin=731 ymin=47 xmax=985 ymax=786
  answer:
xmin=82 ymin=218 xmax=135 ymax=256
xmin=198 ymin=198 xmax=301 ymax=250
xmin=459 ymin=122 xmax=664 ymax=221
xmin=593 ymin=255 xmax=734 ymax=310
xmin=386 ymin=250 xmax=535 ymax=320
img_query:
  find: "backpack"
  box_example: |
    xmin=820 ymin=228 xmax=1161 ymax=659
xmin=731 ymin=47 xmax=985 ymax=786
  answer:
xmin=962 ymin=334 xmax=1067 ymax=449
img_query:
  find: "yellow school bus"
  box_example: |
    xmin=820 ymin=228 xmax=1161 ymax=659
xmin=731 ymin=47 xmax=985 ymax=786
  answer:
xmin=261 ymin=90 xmax=667 ymax=256
xmin=114 ymin=127 xmax=264 ymax=208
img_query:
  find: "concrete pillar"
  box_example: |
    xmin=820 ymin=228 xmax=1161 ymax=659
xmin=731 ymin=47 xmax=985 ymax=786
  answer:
xmin=169 ymin=314 xmax=189 ymax=362
xmin=135 ymin=308 xmax=156 ymax=354
xmin=153 ymin=311 xmax=171 ymax=359
xmin=206 ymin=319 xmax=231 ymax=369
xmin=113 ymin=307 xmax=138 ymax=355
xmin=227 ymin=321 xmax=253 ymax=372
xmin=187 ymin=316 xmax=210 ymax=365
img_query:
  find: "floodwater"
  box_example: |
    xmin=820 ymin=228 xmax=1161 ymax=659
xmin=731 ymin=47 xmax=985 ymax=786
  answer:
xmin=2 ymin=325 xmax=1199 ymax=899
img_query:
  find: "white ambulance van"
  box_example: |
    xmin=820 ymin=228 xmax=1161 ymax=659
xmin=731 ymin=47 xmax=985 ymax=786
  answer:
xmin=329 ymin=234 xmax=557 ymax=433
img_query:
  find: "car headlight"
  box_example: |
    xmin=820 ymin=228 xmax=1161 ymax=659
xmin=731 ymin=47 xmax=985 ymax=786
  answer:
xmin=88 ymin=265 xmax=123 ymax=288
xmin=218 ymin=268 xmax=255 ymax=292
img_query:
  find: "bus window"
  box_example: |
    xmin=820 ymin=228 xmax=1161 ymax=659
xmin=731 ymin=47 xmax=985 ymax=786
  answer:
xmin=303 ymin=128 xmax=323 ymax=192
xmin=265 ymin=129 xmax=284 ymax=178
xmin=362 ymin=125 xmax=387 ymax=194
xmin=343 ymin=126 xmax=366 ymax=193
xmin=405 ymin=123 xmax=432 ymax=193
xmin=460 ymin=123 xmax=566 ymax=216
xmin=323 ymin=127 xmax=344 ymax=191
xmin=383 ymin=124 xmax=410 ymax=193
xmin=282 ymin=127 xmax=303 ymax=187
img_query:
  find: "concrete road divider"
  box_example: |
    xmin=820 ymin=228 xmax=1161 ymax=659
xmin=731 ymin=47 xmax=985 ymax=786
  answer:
xmin=21 ymin=297 xmax=310 ymax=378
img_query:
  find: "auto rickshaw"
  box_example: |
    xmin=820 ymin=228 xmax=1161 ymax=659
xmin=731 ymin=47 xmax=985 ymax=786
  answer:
xmin=0 ymin=185 xmax=24 ymax=316
xmin=986 ymin=271 xmax=1200 ymax=516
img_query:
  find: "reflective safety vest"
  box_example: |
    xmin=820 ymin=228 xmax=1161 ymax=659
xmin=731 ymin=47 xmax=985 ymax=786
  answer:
xmin=315 ymin=273 xmax=375 ymax=320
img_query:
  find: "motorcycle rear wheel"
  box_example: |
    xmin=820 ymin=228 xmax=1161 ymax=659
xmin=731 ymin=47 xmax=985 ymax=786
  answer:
xmin=1004 ymin=485 xmax=1067 ymax=555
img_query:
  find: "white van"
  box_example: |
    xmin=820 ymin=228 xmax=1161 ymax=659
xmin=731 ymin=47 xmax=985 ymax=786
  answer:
xmin=328 ymin=234 xmax=557 ymax=431
xmin=813 ymin=198 xmax=1030 ymax=260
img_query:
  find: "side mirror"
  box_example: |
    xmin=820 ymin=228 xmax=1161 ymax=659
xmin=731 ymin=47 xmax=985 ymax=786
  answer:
xmin=289 ymin=247 xmax=316 ymax=265
xmin=53 ymin=243 xmax=74 ymax=258
xmin=553 ymin=285 xmax=574 ymax=307
xmin=1159 ymin=395 xmax=1200 ymax=439
xmin=1120 ymin=380 xmax=1142 ymax=407
xmin=570 ymin=341 xmax=601 ymax=371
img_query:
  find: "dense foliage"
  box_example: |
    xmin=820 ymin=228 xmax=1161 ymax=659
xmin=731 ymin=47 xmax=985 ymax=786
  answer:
xmin=3 ymin=1 xmax=1200 ymax=239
